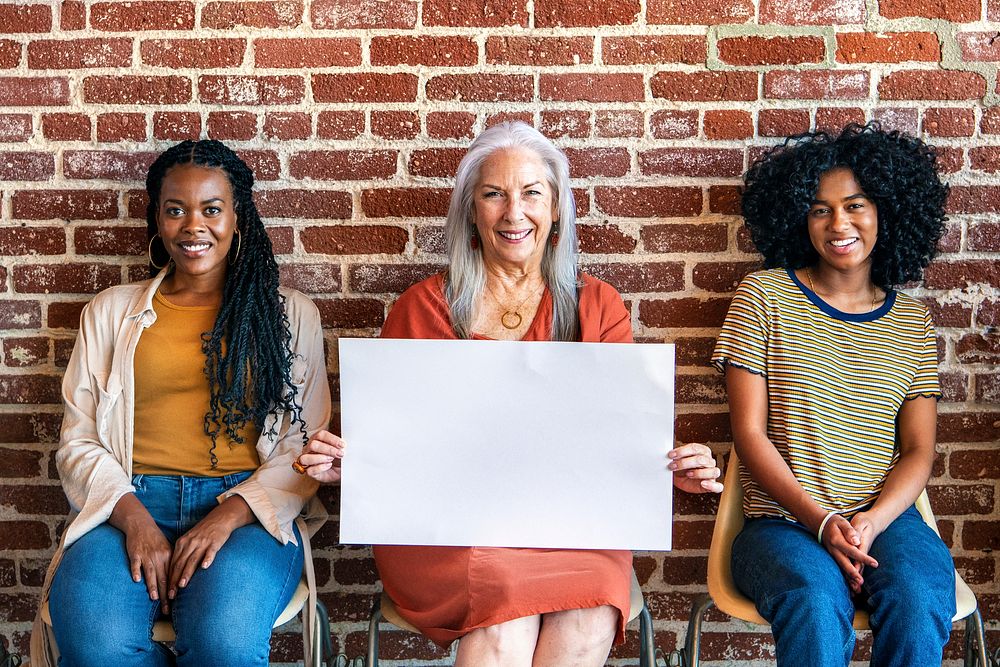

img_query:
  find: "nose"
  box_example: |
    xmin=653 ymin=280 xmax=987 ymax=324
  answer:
xmin=830 ymin=207 xmax=850 ymax=231
xmin=179 ymin=212 xmax=207 ymax=233
xmin=504 ymin=196 xmax=524 ymax=222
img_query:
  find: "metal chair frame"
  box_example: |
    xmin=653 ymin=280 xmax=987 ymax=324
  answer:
xmin=681 ymin=452 xmax=990 ymax=667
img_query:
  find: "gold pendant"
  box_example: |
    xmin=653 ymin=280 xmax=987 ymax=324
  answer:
xmin=501 ymin=311 xmax=522 ymax=329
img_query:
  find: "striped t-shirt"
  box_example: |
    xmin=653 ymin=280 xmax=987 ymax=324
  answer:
xmin=711 ymin=268 xmax=941 ymax=521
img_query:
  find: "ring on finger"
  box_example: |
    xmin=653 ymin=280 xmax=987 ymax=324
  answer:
xmin=291 ymin=456 xmax=308 ymax=475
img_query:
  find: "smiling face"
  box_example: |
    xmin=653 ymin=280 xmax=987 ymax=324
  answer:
xmin=807 ymin=166 xmax=879 ymax=274
xmin=156 ymin=164 xmax=238 ymax=288
xmin=473 ymin=147 xmax=557 ymax=274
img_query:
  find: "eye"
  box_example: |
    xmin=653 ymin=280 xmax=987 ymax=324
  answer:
xmin=525 ymin=189 xmax=542 ymax=197
xmin=164 ymin=206 xmax=184 ymax=217
xmin=204 ymin=206 xmax=222 ymax=216
xmin=847 ymin=202 xmax=866 ymax=210
xmin=809 ymin=207 xmax=829 ymax=217
xmin=482 ymin=190 xmax=502 ymax=199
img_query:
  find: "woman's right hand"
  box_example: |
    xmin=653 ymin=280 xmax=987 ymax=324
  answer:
xmin=296 ymin=430 xmax=346 ymax=484
xmin=819 ymin=514 xmax=878 ymax=594
xmin=109 ymin=493 xmax=173 ymax=612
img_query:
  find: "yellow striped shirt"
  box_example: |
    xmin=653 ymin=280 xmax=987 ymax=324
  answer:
xmin=711 ymin=268 xmax=941 ymax=520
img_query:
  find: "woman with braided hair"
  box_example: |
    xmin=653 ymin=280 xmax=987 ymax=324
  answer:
xmin=32 ymin=140 xmax=330 ymax=667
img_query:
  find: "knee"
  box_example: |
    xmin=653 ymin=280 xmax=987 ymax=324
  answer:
xmin=175 ymin=618 xmax=270 ymax=667
xmin=545 ymin=606 xmax=618 ymax=655
xmin=768 ymin=584 xmax=854 ymax=630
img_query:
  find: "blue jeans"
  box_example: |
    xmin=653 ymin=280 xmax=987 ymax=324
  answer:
xmin=731 ymin=506 xmax=955 ymax=667
xmin=49 ymin=473 xmax=304 ymax=667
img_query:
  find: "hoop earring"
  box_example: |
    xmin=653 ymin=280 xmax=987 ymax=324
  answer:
xmin=148 ymin=234 xmax=169 ymax=270
xmin=228 ymin=229 xmax=241 ymax=265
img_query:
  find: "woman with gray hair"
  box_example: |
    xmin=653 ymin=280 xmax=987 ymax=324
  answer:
xmin=296 ymin=121 xmax=722 ymax=665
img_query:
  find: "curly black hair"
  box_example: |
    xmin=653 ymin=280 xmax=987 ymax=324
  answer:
xmin=742 ymin=122 xmax=948 ymax=289
xmin=145 ymin=140 xmax=305 ymax=467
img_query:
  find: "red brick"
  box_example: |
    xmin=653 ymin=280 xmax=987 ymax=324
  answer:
xmin=361 ymin=188 xmax=450 ymax=218
xmin=978 ymin=298 xmax=1000 ymax=326
xmin=40 ymin=113 xmax=89 ymax=142
xmin=0 ymin=40 xmax=20 ymax=69
xmin=96 ymin=113 xmax=145 ymax=142
xmin=927 ymin=484 xmax=994 ymax=515
xmin=650 ymin=110 xmax=698 ymax=138
xmin=577 ymin=224 xmax=637 ymax=254
xmin=61 ymin=1 xmax=86 ymax=30
xmin=266 ymin=227 xmax=294 ymax=255
xmin=639 ymin=148 xmax=742 ymax=177
xmin=583 ymin=262 xmax=684 ymax=293
xmin=140 ymin=38 xmax=244 ymax=69
xmin=919 ymin=297 xmax=972 ymax=327
xmin=0 ymin=445 xmax=42 ymax=476
xmin=372 ymin=111 xmax=419 ymax=140
xmin=237 ymin=150 xmax=279 ymax=181
xmin=423 ymin=0 xmax=526 ymax=26
xmin=836 ymin=32 xmax=939 ymax=64
xmin=647 ymin=0 xmax=753 ymax=23
xmin=372 ymin=36 xmax=476 ymax=67
xmin=765 ymin=70 xmax=868 ymax=99
xmin=939 ymin=411 xmax=1000 ymax=443
xmin=0 ymin=483 xmax=68 ymax=513
xmin=348 ymin=263 xmax=442 ymax=293
xmin=759 ymin=108 xmax=811 ymax=136
xmin=603 ymin=35 xmax=703 ymax=65
xmin=815 ymin=107 xmax=866 ymax=132
xmin=969 ymin=146 xmax=1000 ymax=172
xmin=290 ymin=151 xmax=396 ymax=181
xmin=968 ymin=222 xmax=1000 ymax=251
xmin=0 ymin=77 xmax=69 ymax=106
xmin=652 ymin=71 xmax=756 ymax=101
xmin=540 ymin=111 xmax=590 ymax=138
xmin=963 ymin=521 xmax=1000 ymax=550
xmin=152 ymin=111 xmax=201 ymax=141
xmin=761 ymin=0 xmax=865 ymax=23
xmin=301 ymin=226 xmax=408 ymax=255
xmin=541 ymin=73 xmax=644 ymax=102
xmin=487 ymin=111 xmax=534 ymax=128
xmin=956 ymin=334 xmax=1000 ymax=364
xmin=415 ymin=225 xmax=445 ymax=254
xmin=640 ymin=297 xmax=731 ymax=328
xmin=879 ymin=70 xmax=986 ymax=100
xmin=534 ymin=0 xmax=638 ymax=26
xmin=428 ymin=112 xmax=475 ymax=139
xmin=47 ymin=301 xmax=87 ymax=329
xmin=983 ymin=105 xmax=1000 ymax=131
xmin=719 ymin=36 xmax=825 ymax=66
xmin=28 ymin=38 xmax=131 ymax=69
xmin=311 ymin=0 xmax=414 ymax=28
xmin=872 ymin=106 xmax=919 ymax=134
xmin=254 ymin=38 xmax=360 ymax=68
xmin=976 ymin=372 xmax=1000 ymax=403
xmin=0 ymin=115 xmax=33 ymax=142
xmin=206 ymin=111 xmax=256 ymax=141
xmin=562 ymin=148 xmax=629 ymax=178
xmin=882 ymin=0 xmax=979 ymax=20
xmin=316 ymin=111 xmax=364 ymax=139
xmin=75 ymin=226 xmax=146 ymax=256
xmin=407 ymin=148 xmax=465 ymax=178
xmin=313 ymin=73 xmax=417 ymax=103
xmin=0 ymin=152 xmax=54 ymax=181
xmin=256 ymin=190 xmax=351 ymax=219
xmin=642 ymin=223 xmax=728 ymax=253
xmin=712 ymin=186 xmax=744 ymax=216
xmin=595 ymin=110 xmax=642 ymax=138
xmin=203 ymin=1 xmax=303 ymax=28
xmin=84 ymin=75 xmax=189 ymax=105
xmin=63 ymin=151 xmax=155 ymax=182
xmin=263 ymin=112 xmax=310 ymax=140
xmin=428 ymin=74 xmax=532 ymax=102
xmin=596 ymin=187 xmax=702 ymax=218
xmin=92 ymin=1 xmax=195 ymax=30
xmin=0 ymin=302 xmax=41 ymax=329
xmin=487 ymin=36 xmax=592 ymax=66
xmin=199 ymin=75 xmax=303 ymax=105
xmin=946 ymin=186 xmax=1000 ymax=214
xmin=939 ymin=370 xmax=969 ymax=402
xmin=0 ymin=227 xmax=64 ymax=255
xmin=961 ymin=30 xmax=1000 ymax=65
xmin=954 ymin=556 xmax=996 ymax=585
xmin=12 ymin=263 xmax=121 ymax=294
xmin=0 ymin=4 xmax=52 ymax=32
xmin=704 ymin=109 xmax=752 ymax=140
xmin=693 ymin=261 xmax=761 ymax=292
xmin=277 ymin=264 xmax=341 ymax=293
xmin=12 ymin=190 xmax=117 ymax=220
xmin=0 ymin=521 xmax=50 ymax=550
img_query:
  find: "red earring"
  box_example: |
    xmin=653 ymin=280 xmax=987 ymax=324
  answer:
xmin=550 ymin=222 xmax=560 ymax=248
xmin=470 ymin=227 xmax=480 ymax=250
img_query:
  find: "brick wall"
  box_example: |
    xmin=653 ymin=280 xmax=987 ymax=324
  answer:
xmin=0 ymin=0 xmax=997 ymax=664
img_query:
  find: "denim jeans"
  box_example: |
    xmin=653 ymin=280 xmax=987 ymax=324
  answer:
xmin=731 ymin=505 xmax=955 ymax=667
xmin=49 ymin=473 xmax=304 ymax=667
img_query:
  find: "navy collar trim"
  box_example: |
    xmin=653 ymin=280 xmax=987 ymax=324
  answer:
xmin=786 ymin=267 xmax=896 ymax=322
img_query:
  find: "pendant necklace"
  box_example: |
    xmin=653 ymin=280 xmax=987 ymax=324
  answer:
xmin=486 ymin=281 xmax=545 ymax=330
xmin=807 ymin=268 xmax=877 ymax=312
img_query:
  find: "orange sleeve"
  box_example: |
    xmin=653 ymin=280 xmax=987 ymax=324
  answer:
xmin=578 ymin=274 xmax=633 ymax=344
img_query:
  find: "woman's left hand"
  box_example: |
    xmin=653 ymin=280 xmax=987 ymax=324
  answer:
xmin=668 ymin=442 xmax=724 ymax=494
xmin=847 ymin=510 xmax=885 ymax=585
xmin=166 ymin=495 xmax=253 ymax=600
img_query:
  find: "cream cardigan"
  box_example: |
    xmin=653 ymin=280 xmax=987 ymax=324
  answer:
xmin=31 ymin=269 xmax=330 ymax=666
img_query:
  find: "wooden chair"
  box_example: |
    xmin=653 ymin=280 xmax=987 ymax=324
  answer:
xmin=367 ymin=568 xmax=656 ymax=666
xmin=680 ymin=451 xmax=989 ymax=667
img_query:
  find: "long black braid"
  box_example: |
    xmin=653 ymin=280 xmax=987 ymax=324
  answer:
xmin=145 ymin=140 xmax=306 ymax=467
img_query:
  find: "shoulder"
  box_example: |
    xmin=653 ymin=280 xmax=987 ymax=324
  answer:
xmin=279 ymin=286 xmax=321 ymax=325
xmin=382 ymin=272 xmax=453 ymax=339
xmin=388 ymin=273 xmax=448 ymax=318
xmin=82 ymin=280 xmax=155 ymax=324
xmin=887 ymin=289 xmax=933 ymax=325
xmin=733 ymin=268 xmax=792 ymax=303
xmin=578 ymin=273 xmax=626 ymax=308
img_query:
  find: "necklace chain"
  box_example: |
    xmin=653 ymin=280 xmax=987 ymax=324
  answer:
xmin=486 ymin=281 xmax=544 ymax=330
xmin=806 ymin=268 xmax=878 ymax=312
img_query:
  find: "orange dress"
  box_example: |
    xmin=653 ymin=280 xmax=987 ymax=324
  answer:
xmin=374 ymin=272 xmax=634 ymax=648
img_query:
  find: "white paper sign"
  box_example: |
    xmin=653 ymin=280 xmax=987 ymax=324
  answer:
xmin=338 ymin=338 xmax=674 ymax=551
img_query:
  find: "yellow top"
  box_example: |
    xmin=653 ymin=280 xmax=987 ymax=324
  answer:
xmin=132 ymin=290 xmax=260 ymax=476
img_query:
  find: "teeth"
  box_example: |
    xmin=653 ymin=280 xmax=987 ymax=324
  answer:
xmin=182 ymin=243 xmax=210 ymax=251
xmin=830 ymin=239 xmax=856 ymax=247
xmin=498 ymin=229 xmax=531 ymax=240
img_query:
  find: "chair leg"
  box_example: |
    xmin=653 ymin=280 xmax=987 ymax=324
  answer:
xmin=315 ymin=600 xmax=333 ymax=667
xmin=367 ymin=597 xmax=383 ymax=667
xmin=964 ymin=609 xmax=988 ymax=667
xmin=682 ymin=594 xmax=714 ymax=667
xmin=639 ymin=601 xmax=655 ymax=667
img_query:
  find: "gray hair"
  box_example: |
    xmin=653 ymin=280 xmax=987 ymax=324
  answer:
xmin=444 ymin=121 xmax=580 ymax=340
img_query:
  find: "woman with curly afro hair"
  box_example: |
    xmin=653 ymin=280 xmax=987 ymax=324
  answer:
xmin=711 ymin=123 xmax=955 ymax=666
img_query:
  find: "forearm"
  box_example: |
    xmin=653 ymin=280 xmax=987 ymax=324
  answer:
xmin=865 ymin=447 xmax=934 ymax=533
xmin=109 ymin=492 xmax=154 ymax=532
